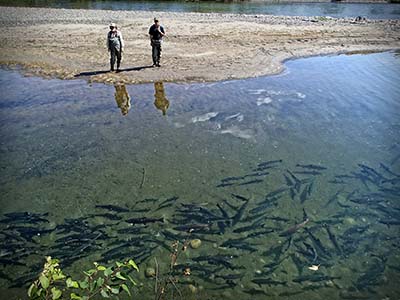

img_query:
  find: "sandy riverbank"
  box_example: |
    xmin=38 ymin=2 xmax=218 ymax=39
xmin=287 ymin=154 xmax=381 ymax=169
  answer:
xmin=0 ymin=6 xmax=399 ymax=84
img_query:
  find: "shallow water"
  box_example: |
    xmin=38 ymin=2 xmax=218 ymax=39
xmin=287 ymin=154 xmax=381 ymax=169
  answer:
xmin=1 ymin=0 xmax=400 ymax=19
xmin=0 ymin=51 xmax=400 ymax=299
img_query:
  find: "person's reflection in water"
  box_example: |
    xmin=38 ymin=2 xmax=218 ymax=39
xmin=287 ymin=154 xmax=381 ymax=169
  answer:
xmin=114 ymin=83 xmax=131 ymax=116
xmin=154 ymin=81 xmax=169 ymax=116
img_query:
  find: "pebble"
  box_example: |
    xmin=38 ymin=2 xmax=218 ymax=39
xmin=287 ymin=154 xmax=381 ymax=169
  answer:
xmin=145 ymin=267 xmax=156 ymax=278
xmin=190 ymin=239 xmax=202 ymax=249
xmin=188 ymin=284 xmax=197 ymax=293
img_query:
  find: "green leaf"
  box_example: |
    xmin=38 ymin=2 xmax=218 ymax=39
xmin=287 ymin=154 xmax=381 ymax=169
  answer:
xmin=79 ymin=280 xmax=89 ymax=289
xmin=121 ymin=284 xmax=131 ymax=296
xmin=83 ymin=269 xmax=96 ymax=276
xmin=52 ymin=273 xmax=65 ymax=281
xmin=127 ymin=275 xmax=137 ymax=286
xmin=66 ymin=278 xmax=79 ymax=288
xmin=70 ymin=293 xmax=82 ymax=300
xmin=39 ymin=275 xmax=49 ymax=289
xmin=100 ymin=289 xmax=110 ymax=298
xmin=97 ymin=265 xmax=106 ymax=271
xmin=116 ymin=261 xmax=123 ymax=268
xmin=51 ymin=287 xmax=62 ymax=300
xmin=110 ymin=287 xmax=120 ymax=295
xmin=128 ymin=259 xmax=139 ymax=272
xmin=97 ymin=277 xmax=104 ymax=287
xmin=27 ymin=283 xmax=36 ymax=297
xmin=115 ymin=272 xmax=127 ymax=281
xmin=104 ymin=267 xmax=113 ymax=277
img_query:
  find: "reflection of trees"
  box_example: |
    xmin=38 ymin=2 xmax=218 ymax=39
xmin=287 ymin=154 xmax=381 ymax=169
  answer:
xmin=114 ymin=84 xmax=131 ymax=116
xmin=154 ymin=82 xmax=169 ymax=116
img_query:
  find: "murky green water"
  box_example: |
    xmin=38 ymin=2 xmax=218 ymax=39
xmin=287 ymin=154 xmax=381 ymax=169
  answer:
xmin=1 ymin=0 xmax=400 ymax=19
xmin=1 ymin=51 xmax=400 ymax=299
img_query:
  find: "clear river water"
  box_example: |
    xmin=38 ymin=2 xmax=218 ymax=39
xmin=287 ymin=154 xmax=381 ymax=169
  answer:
xmin=0 ymin=0 xmax=400 ymax=19
xmin=0 ymin=51 xmax=399 ymax=299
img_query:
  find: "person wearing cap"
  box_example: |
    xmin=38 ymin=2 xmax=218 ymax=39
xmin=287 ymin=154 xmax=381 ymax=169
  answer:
xmin=107 ymin=23 xmax=124 ymax=72
xmin=148 ymin=18 xmax=165 ymax=67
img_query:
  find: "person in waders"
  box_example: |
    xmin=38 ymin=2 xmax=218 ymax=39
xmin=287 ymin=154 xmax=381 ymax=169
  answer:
xmin=148 ymin=18 xmax=165 ymax=67
xmin=107 ymin=23 xmax=124 ymax=72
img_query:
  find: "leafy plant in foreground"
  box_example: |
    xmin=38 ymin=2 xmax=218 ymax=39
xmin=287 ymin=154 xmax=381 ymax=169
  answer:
xmin=28 ymin=256 xmax=139 ymax=300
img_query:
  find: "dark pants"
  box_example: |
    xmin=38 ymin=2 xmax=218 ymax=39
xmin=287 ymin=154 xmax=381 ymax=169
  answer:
xmin=110 ymin=47 xmax=122 ymax=70
xmin=151 ymin=40 xmax=162 ymax=65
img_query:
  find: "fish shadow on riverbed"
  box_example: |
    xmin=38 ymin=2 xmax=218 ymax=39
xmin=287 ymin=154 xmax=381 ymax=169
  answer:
xmin=74 ymin=65 xmax=153 ymax=77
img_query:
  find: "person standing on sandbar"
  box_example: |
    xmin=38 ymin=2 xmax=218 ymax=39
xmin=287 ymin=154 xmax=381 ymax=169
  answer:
xmin=107 ymin=23 xmax=124 ymax=72
xmin=149 ymin=17 xmax=165 ymax=67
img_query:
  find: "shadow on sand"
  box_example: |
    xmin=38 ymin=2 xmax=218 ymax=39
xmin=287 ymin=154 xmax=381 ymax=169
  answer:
xmin=74 ymin=65 xmax=154 ymax=77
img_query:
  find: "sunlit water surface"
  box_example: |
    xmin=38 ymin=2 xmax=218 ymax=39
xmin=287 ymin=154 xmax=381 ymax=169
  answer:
xmin=1 ymin=0 xmax=400 ymax=19
xmin=0 ymin=51 xmax=399 ymax=299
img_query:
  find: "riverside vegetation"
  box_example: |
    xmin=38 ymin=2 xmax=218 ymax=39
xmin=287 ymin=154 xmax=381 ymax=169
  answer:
xmin=28 ymin=256 xmax=138 ymax=300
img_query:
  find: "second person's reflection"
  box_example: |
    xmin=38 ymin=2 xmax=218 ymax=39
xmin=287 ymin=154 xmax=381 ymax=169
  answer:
xmin=154 ymin=81 xmax=169 ymax=116
xmin=114 ymin=83 xmax=131 ymax=116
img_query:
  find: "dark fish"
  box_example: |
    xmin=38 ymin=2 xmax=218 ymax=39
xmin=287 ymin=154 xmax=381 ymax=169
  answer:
xmin=378 ymin=219 xmax=400 ymax=226
xmin=296 ymin=164 xmax=327 ymax=170
xmin=216 ymin=204 xmax=230 ymax=219
xmin=158 ymin=196 xmax=178 ymax=207
xmin=223 ymin=199 xmax=238 ymax=210
xmin=244 ymin=171 xmax=270 ymax=178
xmin=217 ymin=221 xmax=227 ymax=234
xmin=126 ymin=217 xmax=164 ymax=225
xmin=293 ymin=170 xmax=322 ymax=176
xmin=323 ymin=224 xmax=342 ymax=256
xmin=292 ymin=274 xmax=340 ymax=283
xmin=117 ymin=227 xmax=145 ymax=234
xmin=215 ymin=273 xmax=244 ymax=280
xmin=289 ymin=188 xmax=296 ymax=201
xmin=173 ymin=223 xmax=211 ymax=233
xmin=252 ymin=278 xmax=287 ymax=286
xmin=233 ymin=218 xmax=264 ymax=233
xmin=130 ymin=208 xmax=152 ymax=213
xmin=192 ymin=255 xmax=241 ymax=270
xmin=216 ymin=182 xmax=236 ymax=188
xmin=299 ymin=185 xmax=309 ymax=204
xmin=238 ymin=179 xmax=263 ymax=186
xmin=283 ymin=174 xmax=294 ymax=186
xmin=249 ymin=202 xmax=275 ymax=214
xmin=232 ymin=200 xmax=249 ymax=226
xmin=221 ymin=238 xmax=258 ymax=252
xmin=1 ymin=212 xmax=49 ymax=224
xmin=90 ymin=213 xmax=122 ymax=221
xmin=324 ymin=189 xmax=343 ymax=208
xmin=279 ymin=218 xmax=309 ymax=237
xmin=297 ymin=242 xmax=318 ymax=263
xmin=138 ymin=198 xmax=158 ymax=204
xmin=266 ymin=187 xmax=288 ymax=198
xmin=257 ymin=159 xmax=283 ymax=167
xmin=287 ymin=170 xmax=302 ymax=192
xmin=221 ymin=176 xmax=245 ymax=183
xmin=231 ymin=193 xmax=249 ymax=202
xmin=246 ymin=228 xmax=275 ymax=238
xmin=380 ymin=162 xmax=400 ymax=177
xmin=95 ymin=204 xmax=129 ymax=213
xmin=305 ymin=228 xmax=331 ymax=259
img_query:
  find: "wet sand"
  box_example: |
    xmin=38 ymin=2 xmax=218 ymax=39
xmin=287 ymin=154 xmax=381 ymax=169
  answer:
xmin=0 ymin=6 xmax=399 ymax=84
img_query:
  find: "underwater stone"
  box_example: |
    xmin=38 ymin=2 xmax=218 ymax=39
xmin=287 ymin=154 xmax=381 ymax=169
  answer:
xmin=145 ymin=267 xmax=156 ymax=278
xmin=190 ymin=239 xmax=202 ymax=249
xmin=188 ymin=284 xmax=197 ymax=293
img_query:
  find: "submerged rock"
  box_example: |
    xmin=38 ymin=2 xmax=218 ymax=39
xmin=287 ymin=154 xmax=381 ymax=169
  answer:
xmin=145 ymin=267 xmax=156 ymax=278
xmin=190 ymin=239 xmax=202 ymax=249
